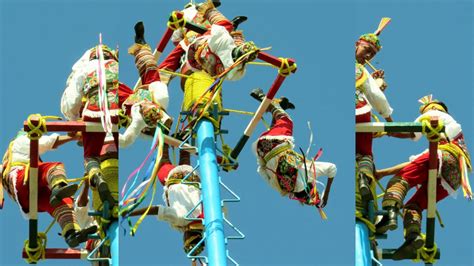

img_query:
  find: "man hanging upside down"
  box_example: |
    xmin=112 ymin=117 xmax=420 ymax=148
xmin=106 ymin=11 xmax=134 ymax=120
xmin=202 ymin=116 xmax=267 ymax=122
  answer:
xmin=124 ymin=142 xmax=204 ymax=255
xmin=376 ymin=95 xmax=471 ymax=259
xmin=119 ymin=21 xmax=173 ymax=148
xmin=251 ymin=88 xmax=336 ymax=209
xmin=120 ymin=21 xmax=204 ymax=255
xmin=0 ymin=128 xmax=97 ymax=247
xmin=159 ymin=0 xmax=258 ymax=88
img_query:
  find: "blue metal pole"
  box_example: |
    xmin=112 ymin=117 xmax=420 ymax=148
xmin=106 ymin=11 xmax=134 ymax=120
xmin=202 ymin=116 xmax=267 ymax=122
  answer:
xmin=107 ymin=221 xmax=119 ymax=266
xmin=355 ymin=221 xmax=372 ymax=266
xmin=196 ymin=119 xmax=227 ymax=266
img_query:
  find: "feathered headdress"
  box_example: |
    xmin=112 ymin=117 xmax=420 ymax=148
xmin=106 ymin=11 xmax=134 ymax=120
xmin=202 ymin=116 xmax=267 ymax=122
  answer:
xmin=418 ymin=94 xmax=448 ymax=113
xmin=358 ymin=17 xmax=391 ymax=51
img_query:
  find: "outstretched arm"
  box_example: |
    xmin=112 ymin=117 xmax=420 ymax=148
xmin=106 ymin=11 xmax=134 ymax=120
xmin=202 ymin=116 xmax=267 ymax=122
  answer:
xmin=319 ymin=176 xmax=334 ymax=208
xmin=125 ymin=206 xmax=159 ymax=217
xmin=77 ymin=181 xmax=89 ymax=207
xmin=375 ymin=161 xmax=410 ymax=180
xmin=52 ymin=135 xmax=79 ymax=149
xmin=120 ymin=104 xmax=147 ymax=148
xmin=311 ymin=161 xmax=337 ymax=208
xmin=387 ymin=132 xmax=416 ymax=139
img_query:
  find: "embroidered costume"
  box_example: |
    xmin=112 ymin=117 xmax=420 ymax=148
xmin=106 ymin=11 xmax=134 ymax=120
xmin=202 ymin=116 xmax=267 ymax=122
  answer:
xmin=61 ymin=44 xmax=119 ymax=202
xmin=379 ymin=95 xmax=471 ymax=258
xmin=251 ymin=90 xmax=336 ymax=206
xmin=159 ymin=0 xmax=256 ymax=87
xmin=0 ymin=132 xmax=96 ymax=247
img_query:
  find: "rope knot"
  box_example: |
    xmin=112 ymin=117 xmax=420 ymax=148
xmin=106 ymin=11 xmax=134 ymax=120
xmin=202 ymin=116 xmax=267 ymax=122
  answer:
xmin=278 ymin=58 xmax=297 ymax=77
xmin=118 ymin=109 xmax=131 ymax=128
xmin=26 ymin=114 xmax=61 ymax=140
xmin=413 ymin=234 xmax=438 ymax=264
xmin=167 ymin=11 xmax=186 ymax=31
xmin=420 ymin=116 xmax=444 ymax=142
xmin=23 ymin=232 xmax=47 ymax=263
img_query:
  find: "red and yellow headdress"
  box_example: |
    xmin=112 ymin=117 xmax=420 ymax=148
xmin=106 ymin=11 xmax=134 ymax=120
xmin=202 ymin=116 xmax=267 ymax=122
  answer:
xmin=357 ymin=17 xmax=391 ymax=51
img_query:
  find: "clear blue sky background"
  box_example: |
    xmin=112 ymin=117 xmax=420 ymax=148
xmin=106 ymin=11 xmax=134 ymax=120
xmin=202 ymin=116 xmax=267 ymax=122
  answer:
xmin=356 ymin=1 xmax=474 ymax=266
xmin=0 ymin=0 xmax=471 ymax=266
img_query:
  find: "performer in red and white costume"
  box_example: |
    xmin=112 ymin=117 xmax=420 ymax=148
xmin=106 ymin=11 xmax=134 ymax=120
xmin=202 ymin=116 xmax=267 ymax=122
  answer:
xmin=251 ymin=89 xmax=336 ymax=209
xmin=119 ymin=22 xmax=173 ymax=148
xmin=0 ymin=130 xmax=96 ymax=247
xmin=126 ymin=145 xmax=204 ymax=255
xmin=121 ymin=22 xmax=204 ymax=255
xmin=159 ymin=0 xmax=256 ymax=87
xmin=355 ymin=18 xmax=394 ymax=199
xmin=355 ymin=18 xmax=394 ymax=156
xmin=376 ymin=95 xmax=472 ymax=259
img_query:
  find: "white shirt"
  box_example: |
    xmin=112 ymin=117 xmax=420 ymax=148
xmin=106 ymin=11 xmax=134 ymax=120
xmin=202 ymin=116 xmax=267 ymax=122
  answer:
xmin=11 ymin=133 xmax=59 ymax=163
xmin=412 ymin=109 xmax=462 ymax=142
xmin=157 ymin=183 xmax=202 ymax=231
xmin=358 ymin=66 xmax=393 ymax=118
xmin=119 ymin=104 xmax=147 ymax=148
xmin=253 ymin=137 xmax=337 ymax=194
xmin=61 ymin=49 xmax=116 ymax=121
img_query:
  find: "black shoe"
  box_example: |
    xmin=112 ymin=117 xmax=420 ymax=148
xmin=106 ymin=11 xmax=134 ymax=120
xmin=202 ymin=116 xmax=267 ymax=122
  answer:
xmin=392 ymin=233 xmax=424 ymax=260
xmin=212 ymin=0 xmax=221 ymax=7
xmin=65 ymin=225 xmax=98 ymax=248
xmin=91 ymin=172 xmax=115 ymax=207
xmin=231 ymin=16 xmax=247 ymax=30
xmin=250 ymin=88 xmax=265 ymax=102
xmin=250 ymin=88 xmax=295 ymax=110
xmin=358 ymin=173 xmax=372 ymax=202
xmin=376 ymin=207 xmax=398 ymax=234
xmin=50 ymin=184 xmax=79 ymax=207
xmin=183 ymin=230 xmax=205 ymax=256
xmin=278 ymin=97 xmax=296 ymax=110
xmin=134 ymin=21 xmax=146 ymax=44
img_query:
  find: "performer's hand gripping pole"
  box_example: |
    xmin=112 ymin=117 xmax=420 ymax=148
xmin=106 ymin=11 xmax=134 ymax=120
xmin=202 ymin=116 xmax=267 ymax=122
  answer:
xmin=230 ymin=54 xmax=297 ymax=159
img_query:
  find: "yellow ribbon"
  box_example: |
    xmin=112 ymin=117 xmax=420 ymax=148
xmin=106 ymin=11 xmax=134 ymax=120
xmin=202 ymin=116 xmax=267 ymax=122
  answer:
xmin=131 ymin=127 xmax=164 ymax=235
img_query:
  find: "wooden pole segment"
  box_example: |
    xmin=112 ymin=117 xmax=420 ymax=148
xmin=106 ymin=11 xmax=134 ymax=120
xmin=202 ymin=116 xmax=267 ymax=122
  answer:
xmin=23 ymin=121 xmax=118 ymax=133
xmin=22 ymin=248 xmax=89 ymax=260
xmin=425 ymin=118 xmax=440 ymax=262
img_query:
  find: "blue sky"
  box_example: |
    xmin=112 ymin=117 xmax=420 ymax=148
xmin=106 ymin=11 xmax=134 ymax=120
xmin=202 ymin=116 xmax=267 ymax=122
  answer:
xmin=0 ymin=0 xmax=472 ymax=266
